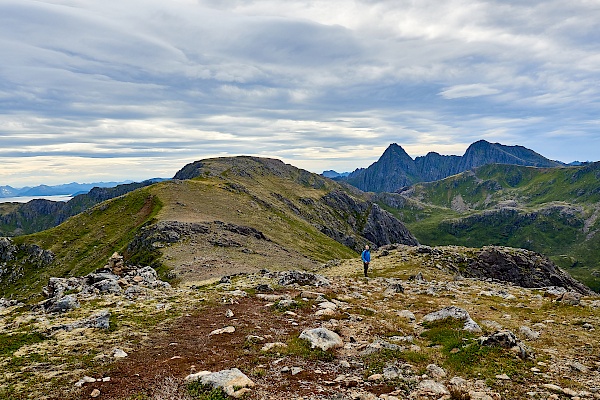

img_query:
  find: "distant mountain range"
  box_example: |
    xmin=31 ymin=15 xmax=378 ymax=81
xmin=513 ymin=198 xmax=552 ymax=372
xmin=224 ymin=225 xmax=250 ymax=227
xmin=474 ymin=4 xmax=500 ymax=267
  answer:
xmin=0 ymin=181 xmax=138 ymax=198
xmin=331 ymin=140 xmax=566 ymax=192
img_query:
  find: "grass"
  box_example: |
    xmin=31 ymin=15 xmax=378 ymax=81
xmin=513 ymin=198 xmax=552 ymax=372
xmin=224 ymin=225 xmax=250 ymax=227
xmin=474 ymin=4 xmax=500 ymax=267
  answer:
xmin=0 ymin=332 xmax=47 ymax=356
xmin=379 ymin=163 xmax=600 ymax=291
xmin=187 ymin=381 xmax=229 ymax=400
xmin=420 ymin=318 xmax=535 ymax=384
xmin=2 ymin=188 xmax=163 ymax=300
xmin=284 ymin=336 xmax=336 ymax=362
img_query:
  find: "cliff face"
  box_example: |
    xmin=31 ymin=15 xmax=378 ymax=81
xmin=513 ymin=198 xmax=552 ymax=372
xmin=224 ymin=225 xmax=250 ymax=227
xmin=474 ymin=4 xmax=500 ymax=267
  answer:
xmin=343 ymin=140 xmax=563 ymax=193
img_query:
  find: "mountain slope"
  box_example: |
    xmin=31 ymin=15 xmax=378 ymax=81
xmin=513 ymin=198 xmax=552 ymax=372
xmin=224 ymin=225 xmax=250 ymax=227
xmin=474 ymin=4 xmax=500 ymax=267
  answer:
xmin=1 ymin=156 xmax=418 ymax=299
xmin=377 ymin=162 xmax=600 ymax=290
xmin=344 ymin=140 xmax=563 ymax=193
xmin=0 ymin=180 xmax=161 ymax=237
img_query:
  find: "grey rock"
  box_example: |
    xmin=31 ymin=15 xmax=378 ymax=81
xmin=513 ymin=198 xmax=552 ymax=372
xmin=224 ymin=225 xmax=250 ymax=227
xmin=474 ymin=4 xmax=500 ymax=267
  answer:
xmin=426 ymin=364 xmax=446 ymax=379
xmin=411 ymin=379 xmax=450 ymax=397
xmin=299 ymin=327 xmax=343 ymax=351
xmin=277 ymin=270 xmax=330 ymax=287
xmin=397 ymin=310 xmax=416 ymax=321
xmin=93 ymin=279 xmax=122 ymax=294
xmin=51 ymin=310 xmax=111 ymax=332
xmin=361 ymin=339 xmax=403 ymax=356
xmin=186 ymin=368 xmax=255 ymax=398
xmin=0 ymin=298 xmax=20 ymax=309
xmin=422 ymin=306 xmax=482 ymax=333
xmin=479 ymin=330 xmax=532 ymax=359
xmin=124 ymin=285 xmax=146 ymax=299
xmin=466 ymin=247 xmax=593 ymax=295
xmin=255 ymin=284 xmax=274 ymax=293
xmin=47 ymin=295 xmax=80 ymax=313
xmin=519 ymin=326 xmax=540 ymax=341
xmin=559 ymin=291 xmax=582 ymax=305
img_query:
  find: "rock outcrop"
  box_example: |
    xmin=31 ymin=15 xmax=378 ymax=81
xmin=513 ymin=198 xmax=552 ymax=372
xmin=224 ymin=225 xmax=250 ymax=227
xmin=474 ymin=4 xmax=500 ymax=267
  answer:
xmin=466 ymin=246 xmax=593 ymax=295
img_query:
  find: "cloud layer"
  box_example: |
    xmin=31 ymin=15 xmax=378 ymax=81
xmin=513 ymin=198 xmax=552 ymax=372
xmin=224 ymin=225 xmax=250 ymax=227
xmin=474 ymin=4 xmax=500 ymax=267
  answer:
xmin=1 ymin=0 xmax=599 ymax=185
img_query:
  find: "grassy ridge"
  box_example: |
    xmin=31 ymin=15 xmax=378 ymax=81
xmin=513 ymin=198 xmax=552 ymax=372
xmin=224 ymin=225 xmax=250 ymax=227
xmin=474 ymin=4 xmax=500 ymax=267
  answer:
xmin=3 ymin=189 xmax=162 ymax=299
xmin=379 ymin=162 xmax=600 ymax=291
xmin=2 ymin=158 xmax=372 ymax=299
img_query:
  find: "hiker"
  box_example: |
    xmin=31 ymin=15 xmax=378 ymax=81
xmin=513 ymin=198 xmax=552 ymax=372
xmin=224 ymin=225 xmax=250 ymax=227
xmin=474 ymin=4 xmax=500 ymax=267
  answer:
xmin=361 ymin=244 xmax=371 ymax=277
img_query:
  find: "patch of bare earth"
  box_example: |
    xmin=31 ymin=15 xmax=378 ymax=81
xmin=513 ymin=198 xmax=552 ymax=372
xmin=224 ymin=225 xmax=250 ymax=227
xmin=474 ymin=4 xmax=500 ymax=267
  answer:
xmin=65 ymin=289 xmax=387 ymax=400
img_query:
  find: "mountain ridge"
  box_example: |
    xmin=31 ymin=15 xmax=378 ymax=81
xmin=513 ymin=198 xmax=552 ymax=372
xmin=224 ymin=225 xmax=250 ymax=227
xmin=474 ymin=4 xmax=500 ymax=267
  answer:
xmin=343 ymin=140 xmax=564 ymax=192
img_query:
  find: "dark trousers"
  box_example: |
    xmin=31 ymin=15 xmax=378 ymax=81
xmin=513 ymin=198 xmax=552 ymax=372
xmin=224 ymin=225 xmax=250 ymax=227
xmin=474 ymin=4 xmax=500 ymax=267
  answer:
xmin=363 ymin=262 xmax=369 ymax=277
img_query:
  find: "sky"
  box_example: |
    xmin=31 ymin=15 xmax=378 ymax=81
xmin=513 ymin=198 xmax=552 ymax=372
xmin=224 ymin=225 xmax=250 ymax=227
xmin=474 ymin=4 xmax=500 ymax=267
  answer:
xmin=2 ymin=0 xmax=600 ymax=187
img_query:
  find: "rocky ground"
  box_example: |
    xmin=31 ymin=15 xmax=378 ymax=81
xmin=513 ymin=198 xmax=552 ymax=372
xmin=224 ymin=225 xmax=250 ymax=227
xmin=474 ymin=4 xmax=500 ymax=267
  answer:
xmin=1 ymin=246 xmax=600 ymax=399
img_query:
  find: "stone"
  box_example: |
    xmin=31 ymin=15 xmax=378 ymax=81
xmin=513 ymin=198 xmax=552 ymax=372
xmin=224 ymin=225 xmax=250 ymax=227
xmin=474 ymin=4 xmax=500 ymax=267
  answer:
xmin=315 ymin=308 xmax=336 ymax=317
xmin=93 ymin=279 xmax=122 ymax=294
xmin=277 ymin=299 xmax=298 ymax=308
xmin=411 ymin=380 xmax=450 ymax=398
xmin=225 ymin=309 xmax=234 ymax=318
xmin=397 ymin=310 xmax=416 ymax=321
xmin=409 ymin=272 xmax=426 ymax=283
xmin=277 ymin=270 xmax=330 ymax=287
xmin=318 ymin=301 xmax=337 ymax=310
xmin=90 ymin=388 xmax=101 ymax=398
xmin=519 ymin=326 xmax=540 ymax=340
xmin=300 ymin=291 xmax=324 ymax=299
xmin=479 ymin=330 xmax=532 ymax=359
xmin=426 ymin=364 xmax=446 ymax=379
xmin=113 ymin=348 xmax=128 ymax=358
xmin=568 ymin=361 xmax=589 ymax=373
xmin=261 ymin=342 xmax=288 ymax=352
xmin=75 ymin=376 xmax=97 ymax=387
xmin=255 ymin=284 xmax=274 ymax=293
xmin=299 ymin=327 xmax=343 ymax=351
xmin=52 ymin=310 xmax=111 ymax=332
xmin=209 ymin=326 xmax=235 ymax=336
xmin=256 ymin=294 xmax=289 ymax=302
xmin=47 ymin=295 xmax=80 ymax=313
xmin=187 ymin=368 xmax=255 ymax=398
xmin=560 ymin=291 xmax=582 ymax=305
xmin=422 ymin=306 xmax=482 ymax=333
xmin=447 ymin=376 xmax=470 ymax=399
xmin=291 ymin=367 xmax=303 ymax=375
xmin=495 ymin=374 xmax=510 ymax=380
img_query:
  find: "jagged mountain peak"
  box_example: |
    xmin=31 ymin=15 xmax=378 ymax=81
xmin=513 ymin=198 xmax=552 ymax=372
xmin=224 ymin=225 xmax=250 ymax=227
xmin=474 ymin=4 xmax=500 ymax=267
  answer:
xmin=343 ymin=140 xmax=565 ymax=193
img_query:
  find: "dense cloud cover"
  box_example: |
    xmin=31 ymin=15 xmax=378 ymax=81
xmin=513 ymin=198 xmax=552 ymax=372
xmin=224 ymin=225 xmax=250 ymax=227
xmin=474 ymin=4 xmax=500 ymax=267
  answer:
xmin=1 ymin=0 xmax=599 ymax=185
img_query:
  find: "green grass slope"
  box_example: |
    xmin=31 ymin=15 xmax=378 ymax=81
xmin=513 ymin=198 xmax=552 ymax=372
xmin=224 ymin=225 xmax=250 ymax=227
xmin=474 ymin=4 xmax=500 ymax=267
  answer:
xmin=2 ymin=189 xmax=162 ymax=299
xmin=378 ymin=162 xmax=600 ymax=291
xmin=3 ymin=157 xmax=414 ymax=300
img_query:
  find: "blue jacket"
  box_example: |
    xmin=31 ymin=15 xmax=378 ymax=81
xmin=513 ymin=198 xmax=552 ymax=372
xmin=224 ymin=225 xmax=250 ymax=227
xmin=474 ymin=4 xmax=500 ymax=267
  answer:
xmin=361 ymin=249 xmax=371 ymax=263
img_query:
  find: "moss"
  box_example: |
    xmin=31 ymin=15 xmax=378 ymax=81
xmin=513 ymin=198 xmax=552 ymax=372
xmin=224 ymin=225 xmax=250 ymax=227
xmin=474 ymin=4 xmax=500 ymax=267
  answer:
xmin=284 ymin=336 xmax=336 ymax=362
xmin=0 ymin=332 xmax=47 ymax=356
xmin=187 ymin=381 xmax=229 ymax=400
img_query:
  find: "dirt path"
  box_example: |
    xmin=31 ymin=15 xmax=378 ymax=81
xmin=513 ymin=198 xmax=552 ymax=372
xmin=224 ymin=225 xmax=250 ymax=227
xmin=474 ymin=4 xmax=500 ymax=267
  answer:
xmin=66 ymin=289 xmax=388 ymax=400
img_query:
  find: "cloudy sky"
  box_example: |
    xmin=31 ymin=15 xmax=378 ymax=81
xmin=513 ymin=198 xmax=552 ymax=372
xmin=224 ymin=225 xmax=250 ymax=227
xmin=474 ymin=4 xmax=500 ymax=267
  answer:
xmin=2 ymin=0 xmax=600 ymax=186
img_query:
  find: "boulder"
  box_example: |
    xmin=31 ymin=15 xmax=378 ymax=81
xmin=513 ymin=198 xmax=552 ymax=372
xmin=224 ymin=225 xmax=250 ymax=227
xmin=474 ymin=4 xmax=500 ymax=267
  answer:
xmin=277 ymin=271 xmax=330 ymax=287
xmin=559 ymin=291 xmax=582 ymax=306
xmin=422 ymin=306 xmax=482 ymax=333
xmin=479 ymin=330 xmax=532 ymax=359
xmin=46 ymin=295 xmax=80 ymax=313
xmin=51 ymin=310 xmax=111 ymax=332
xmin=410 ymin=380 xmax=450 ymax=398
xmin=186 ymin=368 xmax=255 ymax=398
xmin=93 ymin=279 xmax=122 ymax=294
xmin=299 ymin=327 xmax=343 ymax=351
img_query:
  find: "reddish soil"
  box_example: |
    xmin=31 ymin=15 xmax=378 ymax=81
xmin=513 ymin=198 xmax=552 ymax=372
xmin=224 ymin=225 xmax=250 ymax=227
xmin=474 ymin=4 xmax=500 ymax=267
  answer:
xmin=64 ymin=289 xmax=393 ymax=399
